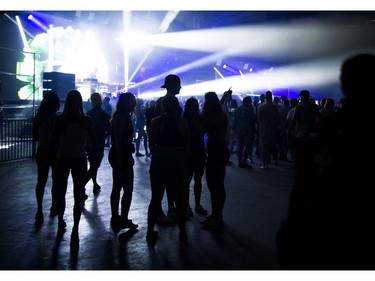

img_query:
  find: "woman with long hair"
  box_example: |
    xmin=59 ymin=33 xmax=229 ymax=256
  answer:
xmin=183 ymin=97 xmax=208 ymax=216
xmin=200 ymin=91 xmax=229 ymax=228
xmin=108 ymin=92 xmax=138 ymax=231
xmin=32 ymin=91 xmax=60 ymax=226
xmin=51 ymin=90 xmax=96 ymax=247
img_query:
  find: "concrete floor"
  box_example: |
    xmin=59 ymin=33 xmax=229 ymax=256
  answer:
xmin=0 ymin=148 xmax=295 ymax=270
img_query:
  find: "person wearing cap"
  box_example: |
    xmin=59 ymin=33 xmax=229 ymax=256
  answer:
xmin=152 ymin=74 xmax=183 ymax=225
xmin=154 ymin=74 xmax=182 ymax=115
xmin=85 ymin=92 xmax=111 ymax=194
xmin=147 ymin=95 xmax=190 ymax=244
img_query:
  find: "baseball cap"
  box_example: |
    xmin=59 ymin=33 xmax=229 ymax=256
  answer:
xmin=160 ymin=74 xmax=181 ymax=88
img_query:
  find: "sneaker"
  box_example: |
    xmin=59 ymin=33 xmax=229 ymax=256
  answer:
xmin=111 ymin=217 xmax=138 ymax=231
xmin=58 ymin=220 xmax=67 ymax=232
xmin=121 ymin=219 xmax=138 ymax=229
xmin=195 ymin=205 xmax=208 ymax=215
xmin=146 ymin=230 xmax=159 ymax=245
xmin=50 ymin=205 xmax=58 ymax=217
xmin=156 ymin=214 xmax=175 ymax=225
xmin=200 ymin=216 xmax=222 ymax=227
xmin=35 ymin=211 xmax=44 ymax=226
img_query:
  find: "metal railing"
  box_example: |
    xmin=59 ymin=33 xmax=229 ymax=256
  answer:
xmin=0 ymin=118 xmax=34 ymax=162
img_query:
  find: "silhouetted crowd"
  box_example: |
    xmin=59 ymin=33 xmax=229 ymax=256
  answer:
xmin=32 ymin=54 xmax=375 ymax=269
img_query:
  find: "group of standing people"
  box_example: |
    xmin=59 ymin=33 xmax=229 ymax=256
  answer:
xmin=31 ymin=53 xmax=375 ymax=268
xmin=33 ymin=89 xmax=98 ymax=246
xmin=146 ymin=74 xmax=230 ymax=244
xmin=32 ymin=73 xmax=231 ymax=247
xmin=32 ymin=89 xmax=139 ymax=247
xmin=276 ymin=53 xmax=375 ymax=269
xmin=226 ymin=87 xmax=323 ymax=171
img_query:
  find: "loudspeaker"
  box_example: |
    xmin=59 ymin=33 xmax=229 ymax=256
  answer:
xmin=43 ymin=72 xmax=75 ymax=100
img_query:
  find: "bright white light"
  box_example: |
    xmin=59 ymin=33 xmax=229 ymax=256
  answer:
xmin=128 ymin=11 xmax=179 ymax=86
xmin=0 ymin=144 xmax=15 ymax=149
xmin=15 ymin=15 xmax=30 ymax=51
xmin=144 ymin=22 xmax=375 ymax=61
xmin=213 ymin=67 xmax=226 ymax=80
xmin=28 ymin=14 xmax=48 ymax=32
xmin=159 ymin=11 xmax=179 ymax=32
xmin=130 ymin=19 xmax=375 ymax=101
xmin=137 ymin=56 xmax=343 ymax=100
xmin=29 ymin=26 xmax=109 ymax=83
xmin=122 ymin=10 xmax=132 ymax=91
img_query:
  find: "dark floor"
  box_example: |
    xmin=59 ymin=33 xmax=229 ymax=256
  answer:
xmin=0 ymin=148 xmax=295 ymax=270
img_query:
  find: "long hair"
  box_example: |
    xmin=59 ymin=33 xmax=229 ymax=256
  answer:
xmin=203 ymin=92 xmax=222 ymax=116
xmin=114 ymin=92 xmax=135 ymax=116
xmin=37 ymin=91 xmax=60 ymax=115
xmin=183 ymin=97 xmax=199 ymax=119
xmin=63 ymin=90 xmax=84 ymax=116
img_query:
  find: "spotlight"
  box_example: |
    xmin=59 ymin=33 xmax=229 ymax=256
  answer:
xmin=27 ymin=13 xmax=48 ymax=32
xmin=213 ymin=67 xmax=226 ymax=80
xmin=222 ymin=63 xmax=237 ymax=75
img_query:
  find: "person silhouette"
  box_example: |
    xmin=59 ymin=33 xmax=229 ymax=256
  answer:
xmin=183 ymin=97 xmax=208 ymax=216
xmin=85 ymin=92 xmax=111 ymax=194
xmin=134 ymin=98 xmax=149 ymax=157
xmin=153 ymin=74 xmax=183 ymax=224
xmin=200 ymin=91 xmax=230 ymax=228
xmin=234 ymin=96 xmax=256 ymax=168
xmin=276 ymin=54 xmax=375 ymax=269
xmin=32 ymin=91 xmax=61 ymax=225
xmin=147 ymin=95 xmax=190 ymax=244
xmin=102 ymin=96 xmax=113 ymax=147
xmin=257 ymin=91 xmax=278 ymax=170
xmin=108 ymin=92 xmax=138 ymax=231
xmin=51 ymin=90 xmax=96 ymax=248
